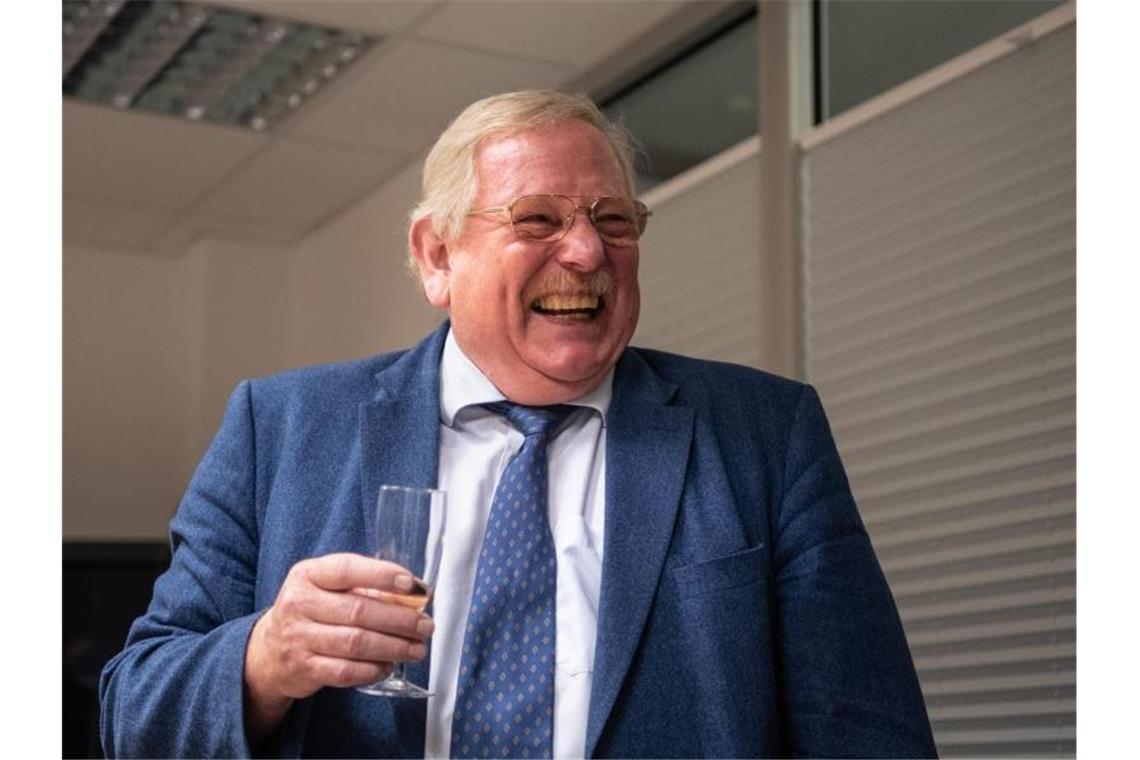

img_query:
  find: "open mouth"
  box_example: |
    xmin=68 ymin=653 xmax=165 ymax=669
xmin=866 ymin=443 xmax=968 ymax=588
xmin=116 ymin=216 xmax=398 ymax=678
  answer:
xmin=530 ymin=293 xmax=603 ymax=320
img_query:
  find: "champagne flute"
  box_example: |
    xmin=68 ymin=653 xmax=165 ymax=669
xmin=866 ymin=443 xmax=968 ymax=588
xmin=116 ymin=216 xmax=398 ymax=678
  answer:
xmin=356 ymin=485 xmax=445 ymax=698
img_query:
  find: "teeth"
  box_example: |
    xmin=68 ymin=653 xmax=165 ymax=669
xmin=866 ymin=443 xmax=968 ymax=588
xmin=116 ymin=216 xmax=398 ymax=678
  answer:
xmin=533 ymin=294 xmax=600 ymax=311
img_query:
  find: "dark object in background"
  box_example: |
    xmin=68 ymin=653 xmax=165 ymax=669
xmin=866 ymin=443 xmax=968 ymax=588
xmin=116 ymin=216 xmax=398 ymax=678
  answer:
xmin=63 ymin=542 xmax=169 ymax=759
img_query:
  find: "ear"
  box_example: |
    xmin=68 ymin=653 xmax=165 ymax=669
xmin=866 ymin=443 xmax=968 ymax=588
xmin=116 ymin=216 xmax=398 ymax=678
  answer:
xmin=408 ymin=216 xmax=452 ymax=309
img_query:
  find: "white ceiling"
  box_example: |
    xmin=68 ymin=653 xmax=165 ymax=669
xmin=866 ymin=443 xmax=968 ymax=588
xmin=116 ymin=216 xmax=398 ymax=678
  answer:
xmin=63 ymin=0 xmax=737 ymax=255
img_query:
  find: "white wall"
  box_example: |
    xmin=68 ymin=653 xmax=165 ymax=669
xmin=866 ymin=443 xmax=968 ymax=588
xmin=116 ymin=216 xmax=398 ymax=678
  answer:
xmin=64 ymin=158 xmax=443 ymax=540
xmin=287 ymin=158 xmax=441 ymax=369
xmin=63 ymin=243 xmax=197 ymax=539
xmin=63 ymin=237 xmax=293 ymax=539
xmin=187 ymin=238 xmax=292 ymax=457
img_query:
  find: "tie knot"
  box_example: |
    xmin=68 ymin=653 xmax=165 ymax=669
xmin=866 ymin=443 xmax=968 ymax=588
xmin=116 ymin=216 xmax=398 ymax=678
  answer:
xmin=484 ymin=402 xmax=575 ymax=439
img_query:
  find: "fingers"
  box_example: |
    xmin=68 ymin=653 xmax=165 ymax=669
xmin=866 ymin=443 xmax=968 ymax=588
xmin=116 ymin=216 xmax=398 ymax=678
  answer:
xmin=278 ymin=581 xmax=433 ymax=641
xmin=349 ymin=586 xmax=384 ymax=599
xmin=245 ymin=553 xmax=435 ymax=706
xmin=298 ymin=553 xmax=416 ymax=594
xmin=304 ymin=620 xmax=428 ymax=664
xmin=304 ymin=654 xmax=394 ymax=689
xmin=316 ymin=586 xmax=434 ymax=640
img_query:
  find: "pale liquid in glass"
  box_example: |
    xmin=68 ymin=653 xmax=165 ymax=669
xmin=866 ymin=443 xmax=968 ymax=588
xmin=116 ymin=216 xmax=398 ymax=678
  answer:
xmin=379 ymin=578 xmax=432 ymax=612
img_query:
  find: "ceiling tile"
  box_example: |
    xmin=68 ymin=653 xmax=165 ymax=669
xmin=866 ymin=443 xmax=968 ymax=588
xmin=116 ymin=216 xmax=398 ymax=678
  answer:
xmin=284 ymin=38 xmax=572 ymax=152
xmin=211 ymin=0 xmax=443 ymax=35
xmin=414 ymin=0 xmax=691 ymax=68
xmin=63 ymin=101 xmax=266 ymax=212
xmin=63 ymin=196 xmax=175 ymax=250
xmin=148 ymin=215 xmax=303 ymax=254
xmin=195 ymin=138 xmax=407 ymax=235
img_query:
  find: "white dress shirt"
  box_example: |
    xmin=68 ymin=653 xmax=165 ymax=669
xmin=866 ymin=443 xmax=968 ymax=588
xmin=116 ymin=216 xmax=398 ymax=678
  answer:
xmin=424 ymin=330 xmax=609 ymax=759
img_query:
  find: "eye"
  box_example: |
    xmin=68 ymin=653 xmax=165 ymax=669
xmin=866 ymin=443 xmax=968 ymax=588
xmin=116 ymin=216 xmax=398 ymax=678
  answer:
xmin=596 ymin=204 xmax=631 ymax=221
xmin=593 ymin=204 xmax=635 ymax=232
xmin=594 ymin=199 xmax=636 ymax=223
xmin=515 ymin=211 xmax=563 ymax=226
xmin=595 ymin=211 xmax=633 ymax=225
xmin=510 ymin=197 xmax=569 ymax=240
xmin=589 ymin=199 xmax=643 ymax=245
xmin=512 ymin=214 xmax=564 ymax=241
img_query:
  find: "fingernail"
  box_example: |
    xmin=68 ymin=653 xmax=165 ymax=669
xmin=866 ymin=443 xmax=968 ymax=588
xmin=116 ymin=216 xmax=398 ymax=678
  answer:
xmin=394 ymin=573 xmax=414 ymax=592
xmin=416 ymin=616 xmax=435 ymax=637
xmin=408 ymin=642 xmax=427 ymax=660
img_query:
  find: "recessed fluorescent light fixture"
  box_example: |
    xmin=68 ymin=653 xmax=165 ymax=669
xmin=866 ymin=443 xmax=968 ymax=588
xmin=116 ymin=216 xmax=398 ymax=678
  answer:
xmin=63 ymin=1 xmax=375 ymax=132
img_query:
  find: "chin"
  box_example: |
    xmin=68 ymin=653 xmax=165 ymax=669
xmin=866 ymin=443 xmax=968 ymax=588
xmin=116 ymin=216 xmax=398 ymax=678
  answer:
xmin=529 ymin=345 xmax=620 ymax=385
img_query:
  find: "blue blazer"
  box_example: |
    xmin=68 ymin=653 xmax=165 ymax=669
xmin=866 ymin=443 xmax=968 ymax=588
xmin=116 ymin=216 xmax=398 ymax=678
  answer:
xmin=100 ymin=322 xmax=936 ymax=758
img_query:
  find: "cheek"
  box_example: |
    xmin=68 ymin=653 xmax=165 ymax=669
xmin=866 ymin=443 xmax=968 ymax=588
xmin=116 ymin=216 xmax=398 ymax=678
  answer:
xmin=615 ymin=259 xmax=641 ymax=331
xmin=626 ymin=251 xmax=641 ymax=278
xmin=458 ymin=266 xmax=533 ymax=328
xmin=451 ymin=258 xmax=503 ymax=303
xmin=614 ymin=257 xmax=640 ymax=299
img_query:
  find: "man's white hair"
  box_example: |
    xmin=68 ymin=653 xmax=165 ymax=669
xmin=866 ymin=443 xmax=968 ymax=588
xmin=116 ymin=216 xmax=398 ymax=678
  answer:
xmin=409 ymin=89 xmax=638 ymax=246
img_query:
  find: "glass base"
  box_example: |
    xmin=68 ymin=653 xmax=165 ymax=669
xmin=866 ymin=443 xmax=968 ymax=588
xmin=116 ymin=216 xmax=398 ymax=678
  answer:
xmin=356 ymin=676 xmax=433 ymax=699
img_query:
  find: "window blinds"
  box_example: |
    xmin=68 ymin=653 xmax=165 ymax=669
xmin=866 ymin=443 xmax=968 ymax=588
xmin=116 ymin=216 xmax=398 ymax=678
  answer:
xmin=632 ymin=137 xmax=764 ymax=369
xmin=799 ymin=17 xmax=1075 ymax=759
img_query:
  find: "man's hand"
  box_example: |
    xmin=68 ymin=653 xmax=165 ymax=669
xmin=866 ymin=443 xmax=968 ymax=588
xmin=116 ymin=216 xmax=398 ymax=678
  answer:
xmin=243 ymin=553 xmax=435 ymax=740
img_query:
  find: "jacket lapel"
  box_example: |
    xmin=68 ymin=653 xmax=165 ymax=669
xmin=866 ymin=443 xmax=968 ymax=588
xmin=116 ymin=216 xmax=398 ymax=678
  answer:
xmin=358 ymin=321 xmax=447 ymax=758
xmin=359 ymin=321 xmax=447 ymax=536
xmin=585 ymin=349 xmax=694 ymax=757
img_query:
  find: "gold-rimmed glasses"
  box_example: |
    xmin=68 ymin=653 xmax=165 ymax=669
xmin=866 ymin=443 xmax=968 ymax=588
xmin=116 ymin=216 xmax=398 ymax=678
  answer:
xmin=468 ymin=194 xmax=651 ymax=247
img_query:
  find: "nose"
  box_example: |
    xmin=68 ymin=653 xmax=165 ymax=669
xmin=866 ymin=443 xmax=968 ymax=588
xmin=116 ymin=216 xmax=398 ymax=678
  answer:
xmin=555 ymin=208 xmax=606 ymax=271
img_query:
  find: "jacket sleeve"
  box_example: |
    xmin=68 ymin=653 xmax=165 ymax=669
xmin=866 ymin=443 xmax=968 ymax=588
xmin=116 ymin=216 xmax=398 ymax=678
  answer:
xmin=99 ymin=380 xmax=288 ymax=758
xmin=772 ymin=384 xmax=938 ymax=758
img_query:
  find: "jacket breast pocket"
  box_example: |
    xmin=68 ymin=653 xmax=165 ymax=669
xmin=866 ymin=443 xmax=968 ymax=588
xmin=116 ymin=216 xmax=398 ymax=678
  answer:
xmin=669 ymin=544 xmax=768 ymax=601
xmin=662 ymin=543 xmax=777 ymax=734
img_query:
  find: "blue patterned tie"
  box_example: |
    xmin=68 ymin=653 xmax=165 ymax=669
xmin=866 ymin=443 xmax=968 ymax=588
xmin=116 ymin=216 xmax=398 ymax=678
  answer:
xmin=450 ymin=402 xmax=575 ymax=759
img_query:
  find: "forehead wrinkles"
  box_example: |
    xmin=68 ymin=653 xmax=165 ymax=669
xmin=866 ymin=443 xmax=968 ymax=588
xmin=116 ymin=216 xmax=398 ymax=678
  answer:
xmin=473 ymin=126 xmax=626 ymax=205
xmin=476 ymin=145 xmax=544 ymax=200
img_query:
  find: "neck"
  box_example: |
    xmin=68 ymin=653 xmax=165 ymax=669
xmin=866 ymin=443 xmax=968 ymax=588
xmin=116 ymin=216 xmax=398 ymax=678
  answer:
xmin=448 ymin=330 xmax=610 ymax=405
xmin=486 ymin=371 xmax=604 ymax=406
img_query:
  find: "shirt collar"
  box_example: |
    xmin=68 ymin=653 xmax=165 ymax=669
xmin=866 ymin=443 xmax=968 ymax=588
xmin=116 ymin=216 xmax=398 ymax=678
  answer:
xmin=439 ymin=328 xmax=613 ymax=428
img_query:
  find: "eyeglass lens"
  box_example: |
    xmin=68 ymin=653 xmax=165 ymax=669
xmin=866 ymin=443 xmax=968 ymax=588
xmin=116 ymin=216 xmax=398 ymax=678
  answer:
xmin=510 ymin=195 xmax=645 ymax=246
